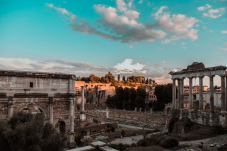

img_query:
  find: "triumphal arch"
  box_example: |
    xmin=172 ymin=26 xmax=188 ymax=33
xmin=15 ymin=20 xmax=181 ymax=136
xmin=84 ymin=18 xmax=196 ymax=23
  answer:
xmin=0 ymin=70 xmax=76 ymax=143
xmin=169 ymin=62 xmax=227 ymax=126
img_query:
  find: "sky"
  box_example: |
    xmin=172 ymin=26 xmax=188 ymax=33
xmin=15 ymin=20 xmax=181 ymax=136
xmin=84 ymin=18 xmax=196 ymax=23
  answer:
xmin=0 ymin=0 xmax=227 ymax=86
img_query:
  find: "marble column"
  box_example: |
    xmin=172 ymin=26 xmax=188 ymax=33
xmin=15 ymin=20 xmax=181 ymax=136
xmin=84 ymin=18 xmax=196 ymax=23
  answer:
xmin=106 ymin=107 xmax=109 ymax=118
xmin=80 ymin=86 xmax=86 ymax=120
xmin=180 ymin=78 xmax=184 ymax=109
xmin=199 ymin=76 xmax=204 ymax=111
xmin=8 ymin=96 xmax=14 ymax=120
xmin=189 ymin=77 xmax=193 ymax=119
xmin=172 ymin=78 xmax=176 ymax=109
xmin=179 ymin=78 xmax=184 ymax=119
xmin=221 ymin=76 xmax=226 ymax=112
xmin=69 ymin=97 xmax=75 ymax=143
xmin=209 ymin=75 xmax=214 ymax=125
xmin=178 ymin=79 xmax=181 ymax=109
xmin=81 ymin=86 xmax=84 ymax=112
xmin=49 ymin=97 xmax=53 ymax=124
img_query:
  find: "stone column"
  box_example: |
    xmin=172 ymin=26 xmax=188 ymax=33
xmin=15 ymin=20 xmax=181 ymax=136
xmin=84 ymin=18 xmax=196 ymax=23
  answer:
xmin=80 ymin=86 xmax=86 ymax=121
xmin=199 ymin=76 xmax=204 ymax=111
xmin=8 ymin=96 xmax=14 ymax=120
xmin=189 ymin=77 xmax=193 ymax=119
xmin=209 ymin=75 xmax=214 ymax=125
xmin=106 ymin=107 xmax=109 ymax=118
xmin=68 ymin=97 xmax=75 ymax=143
xmin=178 ymin=79 xmax=181 ymax=109
xmin=179 ymin=78 xmax=184 ymax=119
xmin=49 ymin=97 xmax=53 ymax=124
xmin=81 ymin=86 xmax=84 ymax=112
xmin=172 ymin=78 xmax=176 ymax=109
xmin=221 ymin=76 xmax=226 ymax=112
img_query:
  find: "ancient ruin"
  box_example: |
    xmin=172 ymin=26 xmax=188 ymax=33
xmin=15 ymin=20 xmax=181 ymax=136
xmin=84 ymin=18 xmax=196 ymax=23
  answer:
xmin=169 ymin=62 xmax=227 ymax=125
xmin=0 ymin=70 xmax=76 ymax=143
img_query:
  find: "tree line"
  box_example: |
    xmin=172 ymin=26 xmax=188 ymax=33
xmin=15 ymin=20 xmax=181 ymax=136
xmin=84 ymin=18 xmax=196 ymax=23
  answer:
xmin=105 ymin=86 xmax=146 ymax=110
xmin=76 ymin=71 xmax=157 ymax=87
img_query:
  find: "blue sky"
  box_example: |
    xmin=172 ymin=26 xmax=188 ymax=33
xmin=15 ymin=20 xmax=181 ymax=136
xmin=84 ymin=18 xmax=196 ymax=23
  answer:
xmin=0 ymin=0 xmax=227 ymax=85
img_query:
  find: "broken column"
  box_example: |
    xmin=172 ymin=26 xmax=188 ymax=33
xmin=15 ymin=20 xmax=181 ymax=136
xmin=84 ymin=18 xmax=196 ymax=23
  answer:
xmin=68 ymin=97 xmax=75 ymax=143
xmin=80 ymin=86 xmax=86 ymax=121
xmin=106 ymin=107 xmax=109 ymax=118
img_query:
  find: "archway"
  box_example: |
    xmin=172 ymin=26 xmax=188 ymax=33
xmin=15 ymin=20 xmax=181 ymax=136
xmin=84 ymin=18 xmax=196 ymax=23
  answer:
xmin=21 ymin=106 xmax=46 ymax=118
xmin=55 ymin=121 xmax=66 ymax=136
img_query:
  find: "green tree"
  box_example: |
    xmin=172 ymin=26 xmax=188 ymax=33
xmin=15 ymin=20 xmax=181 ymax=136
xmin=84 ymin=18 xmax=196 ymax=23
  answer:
xmin=129 ymin=87 xmax=137 ymax=110
xmin=123 ymin=87 xmax=130 ymax=109
xmin=122 ymin=76 xmax=125 ymax=82
xmin=105 ymin=71 xmax=115 ymax=83
xmin=135 ymin=87 xmax=146 ymax=109
xmin=116 ymin=87 xmax=124 ymax=109
xmin=0 ymin=112 xmax=66 ymax=151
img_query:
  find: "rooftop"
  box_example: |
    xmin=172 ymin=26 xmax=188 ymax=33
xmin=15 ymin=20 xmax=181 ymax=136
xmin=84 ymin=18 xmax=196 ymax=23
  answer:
xmin=0 ymin=69 xmax=76 ymax=79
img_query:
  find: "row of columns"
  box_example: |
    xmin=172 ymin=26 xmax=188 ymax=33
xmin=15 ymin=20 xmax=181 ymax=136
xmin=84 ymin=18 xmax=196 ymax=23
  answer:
xmin=172 ymin=76 xmax=227 ymax=124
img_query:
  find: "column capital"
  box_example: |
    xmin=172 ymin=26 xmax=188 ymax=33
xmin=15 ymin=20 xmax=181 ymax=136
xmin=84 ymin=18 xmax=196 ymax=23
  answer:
xmin=188 ymin=76 xmax=194 ymax=79
xmin=171 ymin=78 xmax=176 ymax=80
xmin=208 ymin=75 xmax=215 ymax=78
xmin=198 ymin=76 xmax=204 ymax=79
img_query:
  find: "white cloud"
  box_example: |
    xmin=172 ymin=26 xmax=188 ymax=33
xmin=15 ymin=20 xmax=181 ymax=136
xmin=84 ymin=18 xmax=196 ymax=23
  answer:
xmin=195 ymin=24 xmax=199 ymax=27
xmin=182 ymin=47 xmax=187 ymax=49
xmin=203 ymin=7 xmax=226 ymax=18
xmin=223 ymin=19 xmax=226 ymax=21
xmin=161 ymin=39 xmax=171 ymax=44
xmin=46 ymin=3 xmax=53 ymax=7
xmin=218 ymin=47 xmax=227 ymax=51
xmin=127 ymin=45 xmax=134 ymax=48
xmin=196 ymin=44 xmax=199 ymax=46
xmin=181 ymin=42 xmax=185 ymax=45
xmin=159 ymin=48 xmax=162 ymax=50
xmin=113 ymin=59 xmax=146 ymax=73
xmin=163 ymin=67 xmax=171 ymax=70
xmin=197 ymin=4 xmax=211 ymax=11
xmin=209 ymin=30 xmax=214 ymax=32
xmin=170 ymin=35 xmax=181 ymax=41
xmin=221 ymin=30 xmax=227 ymax=34
xmin=150 ymin=6 xmax=199 ymax=40
xmin=128 ymin=1 xmax=132 ymax=8
xmin=124 ymin=10 xmax=140 ymax=19
xmin=203 ymin=27 xmax=207 ymax=29
xmin=224 ymin=42 xmax=227 ymax=45
xmin=138 ymin=0 xmax=143 ymax=4
xmin=163 ymin=61 xmax=167 ymax=64
xmin=46 ymin=4 xmax=77 ymax=23
xmin=116 ymin=0 xmax=127 ymax=12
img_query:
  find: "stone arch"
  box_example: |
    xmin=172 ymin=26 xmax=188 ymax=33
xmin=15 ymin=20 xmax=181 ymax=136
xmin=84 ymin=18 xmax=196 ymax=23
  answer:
xmin=18 ymin=105 xmax=48 ymax=119
xmin=55 ymin=119 xmax=66 ymax=136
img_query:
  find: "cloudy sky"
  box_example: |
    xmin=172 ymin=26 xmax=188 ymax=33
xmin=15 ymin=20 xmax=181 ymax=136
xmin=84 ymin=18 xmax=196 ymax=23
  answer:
xmin=0 ymin=0 xmax=227 ymax=85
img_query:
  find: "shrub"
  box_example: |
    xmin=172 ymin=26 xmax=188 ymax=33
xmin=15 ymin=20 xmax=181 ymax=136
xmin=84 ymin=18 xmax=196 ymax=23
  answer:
xmin=131 ymin=143 xmax=136 ymax=147
xmin=74 ymin=134 xmax=83 ymax=146
xmin=111 ymin=127 xmax=115 ymax=132
xmin=159 ymin=137 xmax=178 ymax=148
xmin=213 ymin=124 xmax=224 ymax=135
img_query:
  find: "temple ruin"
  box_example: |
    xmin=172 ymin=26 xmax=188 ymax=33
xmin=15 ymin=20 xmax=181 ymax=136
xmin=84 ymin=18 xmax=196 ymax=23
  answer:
xmin=169 ymin=62 xmax=227 ymax=125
